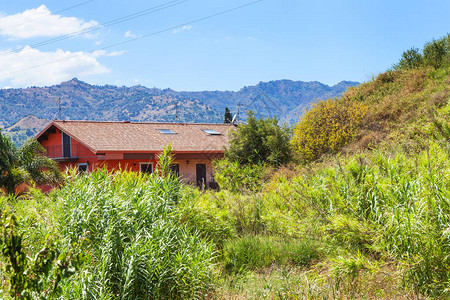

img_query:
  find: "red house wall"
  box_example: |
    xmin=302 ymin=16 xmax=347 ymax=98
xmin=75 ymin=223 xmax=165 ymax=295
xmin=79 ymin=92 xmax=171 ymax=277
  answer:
xmin=40 ymin=130 xmax=159 ymax=173
xmin=39 ymin=129 xmax=222 ymax=186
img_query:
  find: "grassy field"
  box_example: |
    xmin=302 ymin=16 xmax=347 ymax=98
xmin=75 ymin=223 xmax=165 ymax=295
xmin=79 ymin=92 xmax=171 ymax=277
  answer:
xmin=1 ymin=141 xmax=449 ymax=298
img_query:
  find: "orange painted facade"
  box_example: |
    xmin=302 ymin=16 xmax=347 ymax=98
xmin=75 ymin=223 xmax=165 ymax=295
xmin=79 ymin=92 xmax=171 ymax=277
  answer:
xmin=39 ymin=126 xmax=223 ymax=187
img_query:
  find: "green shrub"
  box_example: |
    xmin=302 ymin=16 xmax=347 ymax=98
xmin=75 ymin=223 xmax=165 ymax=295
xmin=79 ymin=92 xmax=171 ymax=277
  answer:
xmin=0 ymin=209 xmax=83 ymax=299
xmin=394 ymin=48 xmax=423 ymax=70
xmin=213 ymin=158 xmax=265 ymax=193
xmin=423 ymin=37 xmax=449 ymax=69
xmin=225 ymin=111 xmax=292 ymax=166
xmin=176 ymin=187 xmax=235 ymax=248
xmin=291 ymin=99 xmax=368 ymax=162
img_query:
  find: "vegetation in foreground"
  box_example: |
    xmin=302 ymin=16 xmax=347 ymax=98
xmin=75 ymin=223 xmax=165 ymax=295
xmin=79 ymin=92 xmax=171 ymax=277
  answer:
xmin=0 ymin=35 xmax=449 ymax=299
xmin=0 ymin=130 xmax=61 ymax=195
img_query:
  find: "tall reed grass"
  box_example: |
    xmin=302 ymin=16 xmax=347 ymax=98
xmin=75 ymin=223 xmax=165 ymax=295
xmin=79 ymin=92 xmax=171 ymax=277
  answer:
xmin=52 ymin=168 xmax=216 ymax=299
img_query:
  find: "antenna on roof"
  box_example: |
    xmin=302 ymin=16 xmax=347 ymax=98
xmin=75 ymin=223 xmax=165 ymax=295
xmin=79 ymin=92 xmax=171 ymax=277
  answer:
xmin=57 ymin=97 xmax=61 ymax=120
xmin=174 ymin=100 xmax=179 ymax=122
xmin=49 ymin=97 xmax=62 ymax=120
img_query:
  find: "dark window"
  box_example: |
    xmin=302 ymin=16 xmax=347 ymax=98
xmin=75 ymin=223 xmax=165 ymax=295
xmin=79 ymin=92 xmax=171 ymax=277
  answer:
xmin=169 ymin=163 xmax=179 ymax=177
xmin=140 ymin=163 xmax=153 ymax=174
xmin=62 ymin=132 xmax=71 ymax=157
xmin=78 ymin=163 xmax=88 ymax=174
xmin=196 ymin=164 xmax=206 ymax=188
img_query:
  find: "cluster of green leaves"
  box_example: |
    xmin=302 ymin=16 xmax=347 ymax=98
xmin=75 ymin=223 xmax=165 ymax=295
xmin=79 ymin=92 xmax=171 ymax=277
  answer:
xmin=0 ymin=131 xmax=61 ymax=195
xmin=224 ymin=107 xmax=232 ymax=123
xmin=395 ymin=34 xmax=450 ymax=70
xmin=0 ymin=209 xmax=83 ymax=299
xmin=225 ymin=111 xmax=292 ymax=166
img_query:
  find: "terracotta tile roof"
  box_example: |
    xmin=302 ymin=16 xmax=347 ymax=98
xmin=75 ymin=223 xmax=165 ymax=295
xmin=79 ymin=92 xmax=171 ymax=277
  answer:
xmin=36 ymin=120 xmax=235 ymax=153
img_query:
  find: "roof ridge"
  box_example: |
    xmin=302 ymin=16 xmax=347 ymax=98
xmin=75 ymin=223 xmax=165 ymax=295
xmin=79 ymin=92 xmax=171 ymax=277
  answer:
xmin=53 ymin=120 xmax=235 ymax=126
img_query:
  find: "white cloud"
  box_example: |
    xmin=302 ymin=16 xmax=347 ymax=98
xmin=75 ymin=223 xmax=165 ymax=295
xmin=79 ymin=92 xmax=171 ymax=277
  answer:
xmin=0 ymin=5 xmax=99 ymax=39
xmin=92 ymin=50 xmax=126 ymax=57
xmin=0 ymin=46 xmax=111 ymax=87
xmin=124 ymin=30 xmax=137 ymax=38
xmin=173 ymin=25 xmax=192 ymax=34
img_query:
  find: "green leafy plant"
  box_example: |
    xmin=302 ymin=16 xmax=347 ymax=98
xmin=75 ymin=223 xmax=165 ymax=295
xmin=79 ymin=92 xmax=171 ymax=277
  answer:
xmin=55 ymin=168 xmax=215 ymax=299
xmin=224 ymin=107 xmax=233 ymax=123
xmin=394 ymin=48 xmax=423 ymax=70
xmin=225 ymin=111 xmax=292 ymax=166
xmin=155 ymin=143 xmax=176 ymax=179
xmin=0 ymin=209 xmax=83 ymax=299
xmin=213 ymin=158 xmax=265 ymax=193
xmin=0 ymin=131 xmax=61 ymax=195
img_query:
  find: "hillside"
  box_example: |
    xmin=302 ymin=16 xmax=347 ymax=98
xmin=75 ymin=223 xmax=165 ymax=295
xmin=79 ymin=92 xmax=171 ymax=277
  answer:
xmin=0 ymin=78 xmax=358 ymax=145
xmin=1 ymin=115 xmax=51 ymax=145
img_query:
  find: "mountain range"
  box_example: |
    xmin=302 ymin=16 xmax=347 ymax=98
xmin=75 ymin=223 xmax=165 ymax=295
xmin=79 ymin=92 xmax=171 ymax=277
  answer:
xmin=0 ymin=78 xmax=358 ymax=145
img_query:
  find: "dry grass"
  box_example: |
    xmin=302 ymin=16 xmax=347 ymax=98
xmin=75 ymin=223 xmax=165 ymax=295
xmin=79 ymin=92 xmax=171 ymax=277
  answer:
xmin=338 ymin=67 xmax=450 ymax=155
xmin=213 ymin=262 xmax=418 ymax=300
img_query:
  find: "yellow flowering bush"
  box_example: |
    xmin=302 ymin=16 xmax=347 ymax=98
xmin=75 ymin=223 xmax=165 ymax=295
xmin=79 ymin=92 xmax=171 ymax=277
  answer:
xmin=291 ymin=99 xmax=368 ymax=162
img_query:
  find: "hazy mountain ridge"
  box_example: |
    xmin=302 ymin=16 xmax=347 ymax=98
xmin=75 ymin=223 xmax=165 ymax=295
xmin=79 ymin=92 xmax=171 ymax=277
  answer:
xmin=0 ymin=78 xmax=358 ymax=145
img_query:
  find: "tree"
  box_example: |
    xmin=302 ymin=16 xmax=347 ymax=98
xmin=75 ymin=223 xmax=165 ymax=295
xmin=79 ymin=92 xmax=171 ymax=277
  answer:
xmin=394 ymin=47 xmax=423 ymax=70
xmin=0 ymin=130 xmax=61 ymax=195
xmin=225 ymin=110 xmax=291 ymax=166
xmin=423 ymin=38 xmax=447 ymax=69
xmin=224 ymin=107 xmax=233 ymax=123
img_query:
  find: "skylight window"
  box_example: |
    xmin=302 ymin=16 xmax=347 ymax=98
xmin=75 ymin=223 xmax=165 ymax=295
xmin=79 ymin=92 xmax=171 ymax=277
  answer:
xmin=157 ymin=129 xmax=176 ymax=134
xmin=203 ymin=129 xmax=221 ymax=135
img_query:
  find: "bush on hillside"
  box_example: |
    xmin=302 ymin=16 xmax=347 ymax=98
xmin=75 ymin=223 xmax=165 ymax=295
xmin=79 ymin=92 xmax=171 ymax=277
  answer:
xmin=423 ymin=36 xmax=450 ymax=69
xmin=394 ymin=48 xmax=423 ymax=70
xmin=291 ymin=99 xmax=368 ymax=163
xmin=395 ymin=34 xmax=450 ymax=70
xmin=225 ymin=111 xmax=292 ymax=166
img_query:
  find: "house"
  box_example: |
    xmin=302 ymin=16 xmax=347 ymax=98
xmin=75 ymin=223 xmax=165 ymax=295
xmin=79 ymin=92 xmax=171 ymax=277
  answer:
xmin=35 ymin=120 xmax=235 ymax=188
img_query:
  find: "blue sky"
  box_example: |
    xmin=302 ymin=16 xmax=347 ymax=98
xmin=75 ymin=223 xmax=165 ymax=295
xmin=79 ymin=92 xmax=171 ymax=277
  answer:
xmin=0 ymin=0 xmax=449 ymax=91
